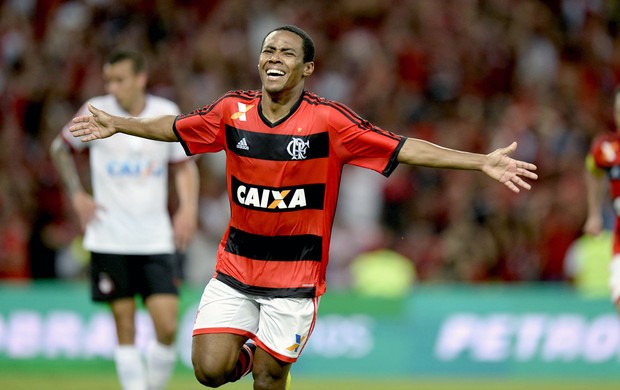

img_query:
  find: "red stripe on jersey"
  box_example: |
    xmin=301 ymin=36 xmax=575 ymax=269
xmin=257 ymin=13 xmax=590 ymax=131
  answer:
xmin=175 ymin=90 xmax=404 ymax=297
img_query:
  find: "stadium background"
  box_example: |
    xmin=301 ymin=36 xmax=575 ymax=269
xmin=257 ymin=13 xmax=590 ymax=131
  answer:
xmin=1 ymin=0 xmax=620 ymax=388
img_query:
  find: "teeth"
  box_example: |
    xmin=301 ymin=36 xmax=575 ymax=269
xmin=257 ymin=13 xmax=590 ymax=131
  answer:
xmin=267 ymin=69 xmax=285 ymax=76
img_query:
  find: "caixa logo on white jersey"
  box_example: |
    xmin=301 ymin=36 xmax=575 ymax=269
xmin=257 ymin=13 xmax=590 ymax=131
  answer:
xmin=231 ymin=176 xmax=325 ymax=212
xmin=106 ymin=159 xmax=165 ymax=177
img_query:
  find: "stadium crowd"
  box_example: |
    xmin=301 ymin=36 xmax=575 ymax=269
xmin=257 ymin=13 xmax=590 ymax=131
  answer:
xmin=1 ymin=0 xmax=618 ymax=288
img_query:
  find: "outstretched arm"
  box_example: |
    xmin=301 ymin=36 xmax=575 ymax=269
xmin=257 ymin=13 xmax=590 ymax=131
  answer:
xmin=397 ymin=138 xmax=538 ymax=193
xmin=69 ymin=104 xmax=177 ymax=142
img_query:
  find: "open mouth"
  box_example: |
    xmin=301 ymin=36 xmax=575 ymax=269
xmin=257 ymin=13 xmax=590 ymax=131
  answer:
xmin=266 ymin=69 xmax=285 ymax=80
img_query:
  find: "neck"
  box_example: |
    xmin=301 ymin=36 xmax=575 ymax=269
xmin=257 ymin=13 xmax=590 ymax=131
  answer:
xmin=121 ymin=94 xmax=146 ymax=117
xmin=261 ymin=86 xmax=303 ymax=123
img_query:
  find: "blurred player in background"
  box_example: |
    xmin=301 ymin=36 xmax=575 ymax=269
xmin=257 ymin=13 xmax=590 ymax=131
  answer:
xmin=68 ymin=26 xmax=537 ymax=390
xmin=50 ymin=50 xmax=199 ymax=390
xmin=583 ymin=89 xmax=620 ymax=312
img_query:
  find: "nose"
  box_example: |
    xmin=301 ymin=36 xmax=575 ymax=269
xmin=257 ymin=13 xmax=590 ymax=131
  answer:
xmin=267 ymin=52 xmax=282 ymax=63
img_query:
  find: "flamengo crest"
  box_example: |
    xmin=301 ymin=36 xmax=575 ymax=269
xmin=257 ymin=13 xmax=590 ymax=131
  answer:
xmin=287 ymin=137 xmax=309 ymax=160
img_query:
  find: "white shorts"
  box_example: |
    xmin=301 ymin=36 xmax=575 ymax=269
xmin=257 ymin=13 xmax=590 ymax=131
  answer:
xmin=193 ymin=278 xmax=319 ymax=363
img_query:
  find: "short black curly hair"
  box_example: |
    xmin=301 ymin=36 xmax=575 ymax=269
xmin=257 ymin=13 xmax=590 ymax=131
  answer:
xmin=261 ymin=25 xmax=315 ymax=63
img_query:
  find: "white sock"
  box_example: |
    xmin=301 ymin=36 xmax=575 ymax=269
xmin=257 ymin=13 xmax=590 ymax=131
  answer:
xmin=114 ymin=345 xmax=146 ymax=390
xmin=146 ymin=341 xmax=177 ymax=390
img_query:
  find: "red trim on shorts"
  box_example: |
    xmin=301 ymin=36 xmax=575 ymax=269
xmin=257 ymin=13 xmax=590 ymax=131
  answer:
xmin=295 ymin=296 xmax=319 ymax=358
xmin=192 ymin=327 xmax=298 ymax=363
xmin=192 ymin=327 xmax=255 ymax=339
xmin=252 ymin=339 xmax=297 ymax=363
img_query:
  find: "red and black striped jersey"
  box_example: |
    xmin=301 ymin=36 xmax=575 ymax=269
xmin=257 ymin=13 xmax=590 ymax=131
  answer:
xmin=173 ymin=90 xmax=405 ymax=298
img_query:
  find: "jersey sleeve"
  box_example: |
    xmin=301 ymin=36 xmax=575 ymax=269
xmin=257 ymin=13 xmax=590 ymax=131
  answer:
xmin=173 ymin=97 xmax=227 ymax=156
xmin=327 ymin=102 xmax=405 ymax=177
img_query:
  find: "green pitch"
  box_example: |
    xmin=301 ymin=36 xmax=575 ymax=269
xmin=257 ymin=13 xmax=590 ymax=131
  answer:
xmin=2 ymin=359 xmax=618 ymax=390
xmin=1 ymin=370 xmax=618 ymax=390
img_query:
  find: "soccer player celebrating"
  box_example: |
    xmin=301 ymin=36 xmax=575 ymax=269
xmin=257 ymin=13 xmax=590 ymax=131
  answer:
xmin=69 ymin=26 xmax=537 ymax=390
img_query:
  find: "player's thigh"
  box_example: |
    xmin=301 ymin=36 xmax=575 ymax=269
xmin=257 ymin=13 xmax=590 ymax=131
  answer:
xmin=144 ymin=293 xmax=179 ymax=344
xmin=253 ymin=347 xmax=291 ymax=387
xmin=192 ymin=333 xmax=247 ymax=375
xmin=192 ymin=279 xmax=260 ymax=373
xmin=109 ymin=297 xmax=137 ymax=344
xmin=256 ymin=296 xmax=319 ymax=362
xmin=194 ymin=278 xmax=260 ymax=334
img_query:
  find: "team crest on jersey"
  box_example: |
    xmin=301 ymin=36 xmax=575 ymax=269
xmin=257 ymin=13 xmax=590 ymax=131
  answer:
xmin=287 ymin=137 xmax=310 ymax=160
xmin=231 ymin=102 xmax=255 ymax=121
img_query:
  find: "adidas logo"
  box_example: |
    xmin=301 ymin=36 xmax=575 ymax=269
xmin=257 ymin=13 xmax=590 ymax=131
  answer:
xmin=236 ymin=138 xmax=249 ymax=150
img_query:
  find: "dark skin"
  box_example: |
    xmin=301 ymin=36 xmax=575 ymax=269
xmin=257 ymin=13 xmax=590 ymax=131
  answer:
xmin=190 ymin=30 xmax=306 ymax=390
xmin=69 ymin=29 xmax=537 ymax=390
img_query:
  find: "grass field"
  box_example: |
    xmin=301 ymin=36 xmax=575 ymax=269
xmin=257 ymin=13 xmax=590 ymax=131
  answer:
xmin=1 ymin=369 xmax=619 ymax=390
xmin=2 ymin=375 xmax=620 ymax=390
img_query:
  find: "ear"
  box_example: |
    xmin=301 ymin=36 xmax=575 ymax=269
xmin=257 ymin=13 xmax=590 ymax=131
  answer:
xmin=303 ymin=61 xmax=314 ymax=78
xmin=137 ymin=72 xmax=148 ymax=88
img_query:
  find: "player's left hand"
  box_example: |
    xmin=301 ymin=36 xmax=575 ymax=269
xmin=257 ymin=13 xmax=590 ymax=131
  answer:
xmin=482 ymin=142 xmax=538 ymax=193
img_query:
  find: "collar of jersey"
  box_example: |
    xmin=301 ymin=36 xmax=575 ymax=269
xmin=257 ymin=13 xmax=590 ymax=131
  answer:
xmin=258 ymin=91 xmax=306 ymax=128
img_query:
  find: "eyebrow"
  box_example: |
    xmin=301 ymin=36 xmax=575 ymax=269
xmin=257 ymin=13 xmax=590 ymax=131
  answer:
xmin=263 ymin=44 xmax=297 ymax=53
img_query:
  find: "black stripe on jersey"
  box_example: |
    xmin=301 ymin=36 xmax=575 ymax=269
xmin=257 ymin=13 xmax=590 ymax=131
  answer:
xmin=216 ymin=272 xmax=316 ymax=298
xmin=226 ymin=125 xmax=329 ymax=160
xmin=231 ymin=176 xmax=325 ymax=212
xmin=225 ymin=226 xmax=322 ymax=262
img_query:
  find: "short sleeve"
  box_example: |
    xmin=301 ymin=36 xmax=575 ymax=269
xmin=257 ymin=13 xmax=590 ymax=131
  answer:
xmin=327 ymin=103 xmax=405 ymax=177
xmin=173 ymin=99 xmax=227 ymax=156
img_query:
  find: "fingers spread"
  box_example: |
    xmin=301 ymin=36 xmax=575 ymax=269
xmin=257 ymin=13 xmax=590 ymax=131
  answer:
xmin=518 ymin=179 xmax=531 ymax=190
xmin=505 ymin=181 xmax=520 ymax=193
